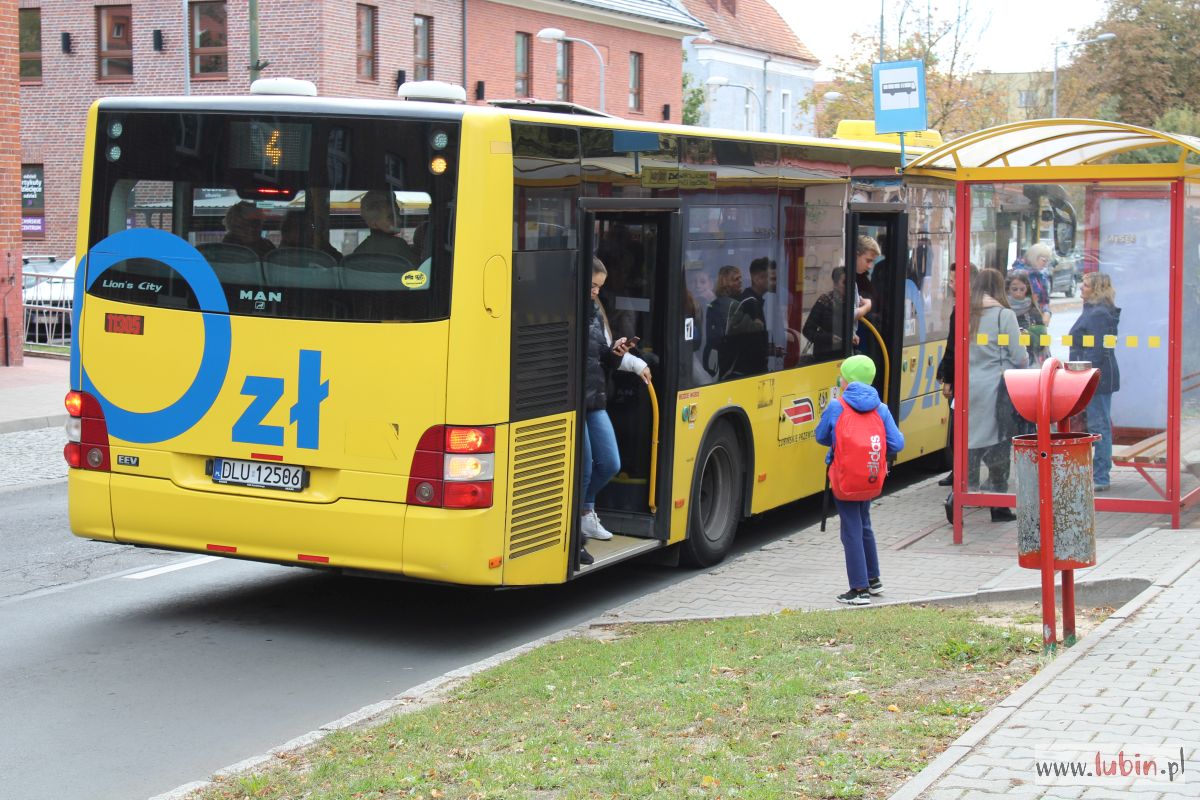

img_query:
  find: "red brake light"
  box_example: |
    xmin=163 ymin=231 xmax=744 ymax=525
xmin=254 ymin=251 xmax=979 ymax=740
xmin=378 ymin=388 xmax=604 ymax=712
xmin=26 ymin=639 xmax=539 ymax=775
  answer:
xmin=63 ymin=391 xmax=110 ymax=472
xmin=445 ymin=427 xmax=495 ymax=453
xmin=407 ymin=425 xmax=496 ymax=509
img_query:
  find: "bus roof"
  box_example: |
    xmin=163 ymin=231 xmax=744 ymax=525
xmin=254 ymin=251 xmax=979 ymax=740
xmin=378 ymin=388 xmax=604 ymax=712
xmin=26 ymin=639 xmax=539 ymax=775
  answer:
xmin=94 ymin=94 xmax=919 ymax=163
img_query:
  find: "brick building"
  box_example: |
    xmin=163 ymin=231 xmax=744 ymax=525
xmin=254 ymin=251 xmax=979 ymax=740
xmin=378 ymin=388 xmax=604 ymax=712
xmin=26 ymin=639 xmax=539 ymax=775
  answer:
xmin=2 ymin=0 xmax=21 ymax=365
xmin=18 ymin=0 xmax=704 ymax=263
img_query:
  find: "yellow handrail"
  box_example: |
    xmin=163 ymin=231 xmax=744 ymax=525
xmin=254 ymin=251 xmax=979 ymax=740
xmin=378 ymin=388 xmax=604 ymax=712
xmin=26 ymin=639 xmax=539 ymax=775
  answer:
xmin=647 ymin=380 xmax=659 ymax=513
xmin=859 ymin=317 xmax=890 ymax=398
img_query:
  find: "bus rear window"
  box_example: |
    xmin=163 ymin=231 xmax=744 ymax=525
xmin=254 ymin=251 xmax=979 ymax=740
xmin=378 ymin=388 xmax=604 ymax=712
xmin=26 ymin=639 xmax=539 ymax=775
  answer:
xmin=88 ymin=112 xmax=459 ymax=322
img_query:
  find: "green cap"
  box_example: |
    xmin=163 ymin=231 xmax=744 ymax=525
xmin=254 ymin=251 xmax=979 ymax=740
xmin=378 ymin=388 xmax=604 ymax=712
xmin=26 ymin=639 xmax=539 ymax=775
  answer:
xmin=840 ymin=354 xmax=876 ymax=385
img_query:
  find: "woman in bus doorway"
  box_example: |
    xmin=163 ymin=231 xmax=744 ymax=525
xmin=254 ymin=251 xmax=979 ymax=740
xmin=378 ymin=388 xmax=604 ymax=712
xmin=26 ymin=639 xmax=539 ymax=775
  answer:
xmin=1069 ymin=272 xmax=1121 ymax=492
xmin=579 ymin=256 xmax=653 ymax=565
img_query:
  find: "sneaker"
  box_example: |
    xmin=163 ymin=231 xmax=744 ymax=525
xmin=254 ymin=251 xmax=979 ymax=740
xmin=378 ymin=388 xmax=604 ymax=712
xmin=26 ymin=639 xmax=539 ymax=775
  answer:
xmin=868 ymin=577 xmax=883 ymax=596
xmin=578 ymin=547 xmax=594 ymax=566
xmin=836 ymin=588 xmax=871 ymax=606
xmin=938 ymin=473 xmax=953 ymax=486
xmin=581 ymin=510 xmax=613 ymax=541
xmin=1094 ymin=483 xmax=1110 ymax=493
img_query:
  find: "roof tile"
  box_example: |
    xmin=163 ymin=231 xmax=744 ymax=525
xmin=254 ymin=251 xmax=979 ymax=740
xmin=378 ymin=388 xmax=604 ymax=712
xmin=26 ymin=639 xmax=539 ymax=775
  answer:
xmin=680 ymin=0 xmax=817 ymax=63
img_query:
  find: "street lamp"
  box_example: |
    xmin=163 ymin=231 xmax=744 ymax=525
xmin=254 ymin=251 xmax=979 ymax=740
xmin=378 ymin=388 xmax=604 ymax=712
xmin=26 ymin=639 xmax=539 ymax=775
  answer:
xmin=1052 ymin=32 xmax=1116 ymax=117
xmin=706 ymin=76 xmax=763 ymax=132
xmin=536 ymin=27 xmax=605 ymax=113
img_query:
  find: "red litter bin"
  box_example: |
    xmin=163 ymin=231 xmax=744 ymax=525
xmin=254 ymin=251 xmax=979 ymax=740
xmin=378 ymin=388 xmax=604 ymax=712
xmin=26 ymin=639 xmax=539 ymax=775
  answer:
xmin=1013 ymin=431 xmax=1100 ymax=570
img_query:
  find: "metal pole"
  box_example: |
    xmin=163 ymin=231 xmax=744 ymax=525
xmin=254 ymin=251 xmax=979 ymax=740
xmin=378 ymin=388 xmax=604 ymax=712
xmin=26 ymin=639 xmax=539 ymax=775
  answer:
xmin=879 ymin=0 xmax=885 ymax=62
xmin=1062 ymin=568 xmax=1076 ymax=645
xmin=952 ymin=182 xmax=970 ymax=545
xmin=182 ymin=0 xmax=190 ymax=94
xmin=248 ymin=0 xmax=267 ymax=83
xmin=568 ymin=37 xmax=605 ymax=114
xmin=1052 ymin=44 xmax=1059 ymax=117
xmin=1038 ymin=358 xmax=1060 ymax=653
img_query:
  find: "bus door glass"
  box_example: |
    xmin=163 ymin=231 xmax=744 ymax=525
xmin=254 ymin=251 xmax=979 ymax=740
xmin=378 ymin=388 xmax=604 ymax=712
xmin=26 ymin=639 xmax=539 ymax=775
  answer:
xmin=847 ymin=211 xmax=908 ymax=410
xmin=581 ymin=209 xmax=679 ymax=541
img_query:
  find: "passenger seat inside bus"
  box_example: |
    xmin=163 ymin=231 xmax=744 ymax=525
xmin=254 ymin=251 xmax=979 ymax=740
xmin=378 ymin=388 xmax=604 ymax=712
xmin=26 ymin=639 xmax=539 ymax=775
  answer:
xmin=264 ymin=248 xmax=340 ymax=289
xmin=196 ymin=242 xmax=265 ymax=288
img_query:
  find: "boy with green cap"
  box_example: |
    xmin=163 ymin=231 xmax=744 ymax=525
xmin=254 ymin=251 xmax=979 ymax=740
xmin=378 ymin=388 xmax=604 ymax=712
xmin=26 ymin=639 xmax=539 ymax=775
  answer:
xmin=815 ymin=354 xmax=905 ymax=605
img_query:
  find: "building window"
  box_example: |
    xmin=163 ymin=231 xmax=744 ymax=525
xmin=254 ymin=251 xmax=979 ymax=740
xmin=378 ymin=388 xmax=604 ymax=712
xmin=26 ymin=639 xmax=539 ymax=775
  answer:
xmin=1018 ymin=90 xmax=1037 ymax=108
xmin=357 ymin=5 xmax=377 ymax=80
xmin=97 ymin=5 xmax=133 ymax=79
xmin=414 ymin=15 xmax=432 ymax=81
xmin=556 ymin=41 xmax=572 ymax=102
xmin=191 ymin=1 xmax=228 ymax=78
xmin=780 ymin=90 xmax=792 ymax=133
xmin=628 ymin=52 xmax=643 ymax=111
xmin=22 ymin=165 xmax=45 ymax=241
xmin=20 ymin=9 xmax=42 ymax=82
xmin=515 ymin=32 xmax=531 ymax=97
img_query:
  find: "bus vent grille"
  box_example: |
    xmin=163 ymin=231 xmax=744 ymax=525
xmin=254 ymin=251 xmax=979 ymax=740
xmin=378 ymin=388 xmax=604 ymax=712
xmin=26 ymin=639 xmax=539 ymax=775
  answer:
xmin=507 ymin=417 xmax=571 ymax=560
xmin=512 ymin=322 xmax=571 ymax=417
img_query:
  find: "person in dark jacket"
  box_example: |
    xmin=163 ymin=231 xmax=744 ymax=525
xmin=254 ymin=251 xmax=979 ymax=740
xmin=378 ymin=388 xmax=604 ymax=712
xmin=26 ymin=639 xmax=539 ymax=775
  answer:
xmin=579 ymin=257 xmax=647 ymax=564
xmin=803 ymin=266 xmax=848 ymax=356
xmin=935 ymin=263 xmax=975 ymax=487
xmin=1069 ymin=271 xmax=1121 ymax=491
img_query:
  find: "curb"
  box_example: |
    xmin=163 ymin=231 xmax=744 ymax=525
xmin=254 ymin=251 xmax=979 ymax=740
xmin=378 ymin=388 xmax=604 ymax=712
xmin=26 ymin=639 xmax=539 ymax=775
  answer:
xmin=0 ymin=414 xmax=66 ymax=435
xmin=885 ymin=546 xmax=1200 ymax=800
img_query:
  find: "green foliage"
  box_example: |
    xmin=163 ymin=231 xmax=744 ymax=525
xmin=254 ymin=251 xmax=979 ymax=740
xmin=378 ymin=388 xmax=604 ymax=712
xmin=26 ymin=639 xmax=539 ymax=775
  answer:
xmin=681 ymin=51 xmax=705 ymax=126
xmin=1114 ymin=107 xmax=1200 ymax=163
xmin=1067 ymin=0 xmax=1200 ymax=125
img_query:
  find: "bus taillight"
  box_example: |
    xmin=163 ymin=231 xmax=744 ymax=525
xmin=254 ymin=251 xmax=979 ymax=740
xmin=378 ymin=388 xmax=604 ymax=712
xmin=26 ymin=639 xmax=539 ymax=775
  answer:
xmin=407 ymin=424 xmax=495 ymax=509
xmin=63 ymin=391 xmax=111 ymax=472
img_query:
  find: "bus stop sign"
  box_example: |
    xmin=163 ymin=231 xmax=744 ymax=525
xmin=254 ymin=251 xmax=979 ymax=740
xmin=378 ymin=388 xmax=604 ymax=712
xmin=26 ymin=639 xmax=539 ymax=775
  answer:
xmin=873 ymin=59 xmax=927 ymax=135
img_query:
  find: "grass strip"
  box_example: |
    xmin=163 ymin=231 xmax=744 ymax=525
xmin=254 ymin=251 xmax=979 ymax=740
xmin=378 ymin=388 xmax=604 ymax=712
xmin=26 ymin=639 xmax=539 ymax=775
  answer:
xmin=198 ymin=606 xmax=1044 ymax=800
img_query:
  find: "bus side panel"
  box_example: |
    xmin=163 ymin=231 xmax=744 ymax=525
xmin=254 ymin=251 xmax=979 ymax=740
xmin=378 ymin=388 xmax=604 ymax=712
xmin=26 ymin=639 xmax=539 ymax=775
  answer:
xmin=894 ymin=341 xmax=950 ymax=464
xmin=403 ymin=424 xmax=509 ymax=587
xmin=68 ymin=471 xmax=114 ymax=542
xmin=444 ymin=113 xmax=513 ymax=427
xmin=500 ymin=413 xmax=574 ymax=586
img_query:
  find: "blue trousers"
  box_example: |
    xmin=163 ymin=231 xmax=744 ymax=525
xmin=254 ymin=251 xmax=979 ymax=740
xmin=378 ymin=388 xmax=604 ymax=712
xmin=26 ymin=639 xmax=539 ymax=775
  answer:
xmin=581 ymin=409 xmax=621 ymax=511
xmin=835 ymin=497 xmax=880 ymax=590
xmin=1086 ymin=391 xmax=1113 ymax=486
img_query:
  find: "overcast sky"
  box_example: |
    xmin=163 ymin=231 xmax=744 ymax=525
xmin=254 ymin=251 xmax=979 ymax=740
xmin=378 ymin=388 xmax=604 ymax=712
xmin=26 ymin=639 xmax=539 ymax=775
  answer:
xmin=766 ymin=0 xmax=1111 ymax=79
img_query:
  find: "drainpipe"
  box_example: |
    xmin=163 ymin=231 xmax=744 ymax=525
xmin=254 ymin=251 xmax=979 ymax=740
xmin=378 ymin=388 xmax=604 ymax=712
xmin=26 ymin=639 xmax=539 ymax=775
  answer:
xmin=761 ymin=53 xmax=771 ymax=132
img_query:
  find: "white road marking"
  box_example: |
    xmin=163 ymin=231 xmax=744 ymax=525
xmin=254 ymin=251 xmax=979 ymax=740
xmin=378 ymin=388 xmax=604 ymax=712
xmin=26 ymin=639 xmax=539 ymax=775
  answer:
xmin=123 ymin=556 xmax=220 ymax=580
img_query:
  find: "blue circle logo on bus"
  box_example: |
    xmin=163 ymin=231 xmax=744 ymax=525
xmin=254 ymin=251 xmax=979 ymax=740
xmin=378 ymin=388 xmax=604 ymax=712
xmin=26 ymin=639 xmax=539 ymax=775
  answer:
xmin=81 ymin=228 xmax=231 ymax=443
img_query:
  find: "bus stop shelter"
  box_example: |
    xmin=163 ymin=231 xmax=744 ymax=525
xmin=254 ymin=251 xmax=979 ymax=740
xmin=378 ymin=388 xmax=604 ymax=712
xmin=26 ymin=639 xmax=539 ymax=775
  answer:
xmin=904 ymin=119 xmax=1200 ymax=537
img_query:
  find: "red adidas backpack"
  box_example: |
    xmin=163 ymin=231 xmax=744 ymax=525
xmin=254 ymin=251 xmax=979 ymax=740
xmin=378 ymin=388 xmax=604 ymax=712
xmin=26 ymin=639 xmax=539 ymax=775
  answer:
xmin=829 ymin=398 xmax=888 ymax=501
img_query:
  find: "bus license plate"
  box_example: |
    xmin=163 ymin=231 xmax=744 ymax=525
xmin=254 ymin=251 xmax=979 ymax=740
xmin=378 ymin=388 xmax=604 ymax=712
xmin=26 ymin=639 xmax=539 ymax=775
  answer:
xmin=211 ymin=457 xmax=307 ymax=492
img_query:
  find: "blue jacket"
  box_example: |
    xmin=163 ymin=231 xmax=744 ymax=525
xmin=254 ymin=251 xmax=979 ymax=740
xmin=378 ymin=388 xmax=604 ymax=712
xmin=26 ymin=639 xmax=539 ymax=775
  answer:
xmin=815 ymin=381 xmax=905 ymax=465
xmin=1068 ymin=301 xmax=1121 ymax=395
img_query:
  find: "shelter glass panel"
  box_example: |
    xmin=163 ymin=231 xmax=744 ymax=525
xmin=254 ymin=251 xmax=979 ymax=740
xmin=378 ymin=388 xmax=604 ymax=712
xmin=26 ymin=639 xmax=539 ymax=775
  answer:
xmin=965 ymin=181 xmax=1172 ymax=503
xmin=1181 ymin=181 xmax=1200 ymax=496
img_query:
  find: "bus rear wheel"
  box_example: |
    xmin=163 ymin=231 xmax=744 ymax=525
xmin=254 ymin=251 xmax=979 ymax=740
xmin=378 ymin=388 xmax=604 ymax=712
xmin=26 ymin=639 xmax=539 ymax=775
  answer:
xmin=682 ymin=421 xmax=743 ymax=567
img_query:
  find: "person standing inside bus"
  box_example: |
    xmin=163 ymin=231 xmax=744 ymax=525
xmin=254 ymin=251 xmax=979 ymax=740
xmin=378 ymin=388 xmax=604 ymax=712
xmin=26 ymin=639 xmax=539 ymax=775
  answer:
xmin=1014 ymin=243 xmax=1053 ymax=326
xmin=222 ymin=201 xmax=276 ymax=259
xmin=580 ymin=256 xmax=651 ymax=564
xmin=352 ymin=190 xmax=419 ymax=265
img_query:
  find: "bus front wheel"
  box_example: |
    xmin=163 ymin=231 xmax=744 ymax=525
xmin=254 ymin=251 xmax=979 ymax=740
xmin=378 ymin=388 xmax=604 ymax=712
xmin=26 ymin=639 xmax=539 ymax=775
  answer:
xmin=682 ymin=421 xmax=743 ymax=567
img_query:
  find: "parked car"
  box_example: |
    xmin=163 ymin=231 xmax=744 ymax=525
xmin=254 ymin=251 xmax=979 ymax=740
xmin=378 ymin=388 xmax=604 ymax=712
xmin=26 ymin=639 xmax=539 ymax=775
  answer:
xmin=1049 ymin=252 xmax=1077 ymax=297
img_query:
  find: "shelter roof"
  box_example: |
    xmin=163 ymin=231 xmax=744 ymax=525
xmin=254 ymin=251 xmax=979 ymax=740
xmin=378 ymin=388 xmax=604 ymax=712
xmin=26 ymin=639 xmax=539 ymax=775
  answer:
xmin=680 ymin=0 xmax=817 ymax=63
xmin=905 ymin=119 xmax=1200 ymax=177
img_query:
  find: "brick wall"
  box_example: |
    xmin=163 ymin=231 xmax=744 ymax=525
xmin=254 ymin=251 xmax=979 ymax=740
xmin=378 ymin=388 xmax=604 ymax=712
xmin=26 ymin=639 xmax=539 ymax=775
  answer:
xmin=2 ymin=0 xmax=21 ymax=365
xmin=465 ymin=0 xmax=683 ymax=122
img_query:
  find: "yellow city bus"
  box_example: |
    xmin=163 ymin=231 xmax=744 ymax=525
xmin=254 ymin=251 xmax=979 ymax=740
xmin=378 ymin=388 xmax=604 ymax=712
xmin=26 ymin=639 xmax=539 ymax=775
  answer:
xmin=66 ymin=81 xmax=955 ymax=585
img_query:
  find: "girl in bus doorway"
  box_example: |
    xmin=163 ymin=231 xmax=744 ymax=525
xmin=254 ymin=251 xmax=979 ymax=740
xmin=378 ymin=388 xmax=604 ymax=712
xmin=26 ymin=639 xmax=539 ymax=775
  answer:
xmin=580 ymin=256 xmax=652 ymax=564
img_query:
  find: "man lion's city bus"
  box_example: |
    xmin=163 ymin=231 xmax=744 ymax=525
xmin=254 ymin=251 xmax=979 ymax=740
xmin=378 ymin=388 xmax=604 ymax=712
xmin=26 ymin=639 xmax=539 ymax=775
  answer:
xmin=66 ymin=80 xmax=956 ymax=585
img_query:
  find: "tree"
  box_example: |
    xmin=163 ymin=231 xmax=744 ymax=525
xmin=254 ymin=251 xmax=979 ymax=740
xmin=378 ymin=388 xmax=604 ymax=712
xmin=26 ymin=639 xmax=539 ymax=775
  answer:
xmin=799 ymin=1 xmax=1006 ymax=140
xmin=1065 ymin=0 xmax=1200 ymax=126
xmin=681 ymin=69 xmax=705 ymax=126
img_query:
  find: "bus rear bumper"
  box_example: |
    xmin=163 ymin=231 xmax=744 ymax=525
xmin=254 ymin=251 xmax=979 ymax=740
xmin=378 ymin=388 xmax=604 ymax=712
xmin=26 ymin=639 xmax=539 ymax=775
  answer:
xmin=68 ymin=470 xmax=115 ymax=542
xmin=91 ymin=474 xmax=509 ymax=585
